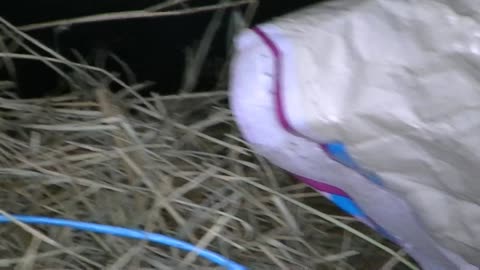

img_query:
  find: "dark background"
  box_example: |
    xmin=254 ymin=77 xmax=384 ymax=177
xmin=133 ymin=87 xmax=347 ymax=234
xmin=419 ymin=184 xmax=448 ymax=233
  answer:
xmin=1 ymin=0 xmax=321 ymax=97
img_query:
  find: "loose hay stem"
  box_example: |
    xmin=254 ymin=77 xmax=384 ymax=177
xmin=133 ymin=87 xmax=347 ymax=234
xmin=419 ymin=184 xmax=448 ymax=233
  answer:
xmin=17 ymin=1 xmax=255 ymax=32
xmin=258 ymin=244 xmax=289 ymax=270
xmin=172 ymin=198 xmax=253 ymax=237
xmin=0 ymin=247 xmax=87 ymax=268
xmin=16 ymin=235 xmax=42 ymax=270
xmin=0 ymin=27 xmax=79 ymax=88
xmin=180 ymin=215 xmax=233 ymax=268
xmin=181 ymin=1 xmax=226 ymax=93
xmin=0 ymin=210 xmax=102 ymax=268
xmin=105 ymin=245 xmax=144 ymax=270
xmin=242 ymin=179 xmax=420 ymax=270
xmin=145 ymin=0 xmax=192 ymax=12
xmin=130 ymin=104 xmax=248 ymax=154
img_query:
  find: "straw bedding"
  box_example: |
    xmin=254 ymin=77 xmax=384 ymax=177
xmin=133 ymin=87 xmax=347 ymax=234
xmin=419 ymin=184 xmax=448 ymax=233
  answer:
xmin=0 ymin=2 xmax=413 ymax=269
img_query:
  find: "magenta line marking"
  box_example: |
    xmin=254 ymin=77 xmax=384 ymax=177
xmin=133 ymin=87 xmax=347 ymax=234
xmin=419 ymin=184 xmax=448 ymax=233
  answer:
xmin=250 ymin=26 xmax=395 ymax=242
xmin=295 ymin=175 xmax=350 ymax=197
xmin=251 ymin=27 xmax=300 ymax=136
xmin=252 ymin=26 xmax=350 ymax=195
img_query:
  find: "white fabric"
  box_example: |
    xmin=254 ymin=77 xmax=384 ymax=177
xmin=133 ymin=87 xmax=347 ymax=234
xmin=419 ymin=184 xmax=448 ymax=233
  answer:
xmin=229 ymin=0 xmax=480 ymax=269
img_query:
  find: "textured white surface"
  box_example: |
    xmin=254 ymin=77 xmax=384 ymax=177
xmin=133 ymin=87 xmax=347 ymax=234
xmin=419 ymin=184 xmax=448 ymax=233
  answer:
xmin=229 ymin=0 xmax=480 ymax=269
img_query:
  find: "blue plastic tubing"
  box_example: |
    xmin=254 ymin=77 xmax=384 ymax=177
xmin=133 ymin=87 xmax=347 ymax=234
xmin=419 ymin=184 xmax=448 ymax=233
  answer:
xmin=0 ymin=215 xmax=247 ymax=270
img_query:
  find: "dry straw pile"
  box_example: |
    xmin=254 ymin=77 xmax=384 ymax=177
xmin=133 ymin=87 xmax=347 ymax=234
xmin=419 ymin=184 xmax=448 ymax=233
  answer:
xmin=0 ymin=1 xmax=415 ymax=269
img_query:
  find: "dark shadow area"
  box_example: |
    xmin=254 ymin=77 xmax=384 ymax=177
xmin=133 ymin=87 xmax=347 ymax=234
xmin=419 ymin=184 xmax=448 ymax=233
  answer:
xmin=1 ymin=0 xmax=322 ymax=97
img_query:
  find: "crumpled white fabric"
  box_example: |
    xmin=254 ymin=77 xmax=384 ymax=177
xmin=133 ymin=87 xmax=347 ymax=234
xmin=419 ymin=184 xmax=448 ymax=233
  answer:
xmin=229 ymin=0 xmax=480 ymax=269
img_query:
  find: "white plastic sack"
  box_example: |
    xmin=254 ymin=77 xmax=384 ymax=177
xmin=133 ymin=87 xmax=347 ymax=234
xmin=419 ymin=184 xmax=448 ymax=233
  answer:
xmin=229 ymin=0 xmax=480 ymax=269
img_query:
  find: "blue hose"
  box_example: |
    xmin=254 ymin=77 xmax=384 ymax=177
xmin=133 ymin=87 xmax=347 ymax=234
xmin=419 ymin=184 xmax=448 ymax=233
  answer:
xmin=0 ymin=215 xmax=247 ymax=270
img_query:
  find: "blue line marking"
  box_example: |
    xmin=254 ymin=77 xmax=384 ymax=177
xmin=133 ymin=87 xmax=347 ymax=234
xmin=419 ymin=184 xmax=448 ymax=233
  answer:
xmin=330 ymin=194 xmax=367 ymax=218
xmin=0 ymin=215 xmax=247 ymax=270
xmin=324 ymin=142 xmax=383 ymax=185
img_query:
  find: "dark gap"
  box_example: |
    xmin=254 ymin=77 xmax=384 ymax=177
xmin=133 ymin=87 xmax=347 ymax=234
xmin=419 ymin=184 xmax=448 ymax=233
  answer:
xmin=0 ymin=0 xmax=323 ymax=98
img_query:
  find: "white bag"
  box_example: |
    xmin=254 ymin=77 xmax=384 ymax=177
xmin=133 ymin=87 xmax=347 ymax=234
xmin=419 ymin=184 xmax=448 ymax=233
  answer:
xmin=229 ymin=0 xmax=480 ymax=269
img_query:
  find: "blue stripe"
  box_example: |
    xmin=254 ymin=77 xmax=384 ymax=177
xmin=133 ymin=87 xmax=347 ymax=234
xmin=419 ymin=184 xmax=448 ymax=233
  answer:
xmin=330 ymin=194 xmax=367 ymax=218
xmin=323 ymin=142 xmax=358 ymax=169
xmin=324 ymin=142 xmax=396 ymax=241
xmin=324 ymin=142 xmax=383 ymax=185
xmin=329 ymin=194 xmax=396 ymax=241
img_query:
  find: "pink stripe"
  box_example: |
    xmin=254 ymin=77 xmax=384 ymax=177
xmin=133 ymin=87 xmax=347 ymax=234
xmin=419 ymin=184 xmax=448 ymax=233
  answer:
xmin=295 ymin=175 xmax=351 ymax=197
xmin=252 ymin=27 xmax=300 ymax=136
xmin=251 ymin=27 xmax=350 ymax=197
xmin=243 ymin=29 xmax=394 ymax=239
